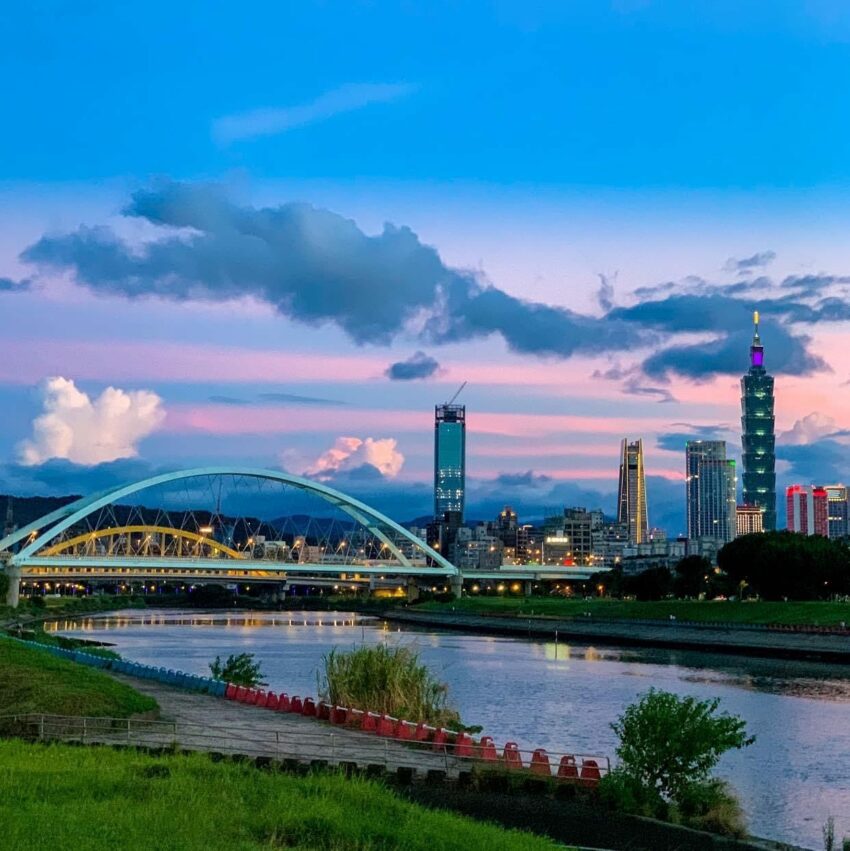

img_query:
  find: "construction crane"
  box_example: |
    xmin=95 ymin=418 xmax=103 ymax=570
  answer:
xmin=446 ymin=381 xmax=467 ymax=406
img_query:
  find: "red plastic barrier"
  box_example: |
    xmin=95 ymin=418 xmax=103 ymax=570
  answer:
xmin=376 ymin=715 xmax=397 ymax=737
xmin=455 ymin=733 xmax=474 ymax=759
xmin=396 ymin=721 xmax=415 ymax=741
xmin=579 ymin=759 xmax=601 ymax=788
xmin=328 ymin=706 xmax=346 ymax=725
xmin=477 ymin=736 xmax=498 ymax=762
xmin=557 ymin=755 xmax=578 ymax=780
xmin=415 ymin=723 xmax=431 ymax=742
xmin=432 ymin=728 xmax=449 ymax=753
xmin=225 ymin=683 xmax=238 ymax=700
xmin=345 ymin=708 xmax=363 ymax=727
xmin=235 ymin=685 xmax=248 ymax=702
xmin=290 ymin=696 xmax=303 ymax=713
xmin=361 ymin=712 xmax=378 ymax=733
xmin=265 ymin=692 xmax=279 ymax=710
xmin=302 ymin=697 xmax=317 ymax=717
xmin=317 ymin=702 xmax=331 ymax=721
xmin=530 ymin=748 xmax=552 ymax=776
xmin=277 ymin=693 xmax=291 ymax=712
xmin=503 ymin=742 xmax=523 ymax=770
xmin=246 ymin=689 xmax=259 ymax=706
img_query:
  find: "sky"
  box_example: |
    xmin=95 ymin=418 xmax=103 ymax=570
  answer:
xmin=2 ymin=0 xmax=850 ymax=534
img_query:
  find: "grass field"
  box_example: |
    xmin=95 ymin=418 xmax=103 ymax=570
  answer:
xmin=0 ymin=636 xmax=157 ymax=717
xmin=0 ymin=741 xmax=565 ymax=851
xmin=416 ymin=596 xmax=850 ymax=626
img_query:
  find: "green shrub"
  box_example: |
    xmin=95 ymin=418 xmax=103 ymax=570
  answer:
xmin=599 ymin=768 xmax=666 ymax=819
xmin=319 ymin=644 xmax=464 ymax=728
xmin=209 ymin=653 xmax=266 ymax=687
xmin=675 ymin=779 xmax=747 ymax=838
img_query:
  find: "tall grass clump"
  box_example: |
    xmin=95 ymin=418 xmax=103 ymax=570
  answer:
xmin=319 ymin=644 xmax=463 ymax=728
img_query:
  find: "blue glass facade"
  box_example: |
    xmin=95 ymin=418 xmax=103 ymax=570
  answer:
xmin=434 ymin=404 xmax=466 ymax=521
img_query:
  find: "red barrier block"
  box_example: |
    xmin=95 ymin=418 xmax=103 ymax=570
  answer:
xmin=455 ymin=733 xmax=474 ymax=759
xmin=361 ymin=712 xmax=378 ymax=733
xmin=432 ymin=728 xmax=449 ymax=753
xmin=235 ymin=686 xmax=248 ymax=702
xmin=415 ymin=723 xmax=431 ymax=742
xmin=290 ymin=696 xmax=303 ymax=713
xmin=329 ymin=706 xmax=346 ymax=725
xmin=277 ymin=693 xmax=291 ymax=712
xmin=265 ymin=692 xmax=279 ymax=710
xmin=477 ymin=736 xmax=498 ymax=762
xmin=317 ymin=702 xmax=331 ymax=721
xmin=579 ymin=759 xmax=601 ymax=788
xmin=557 ymin=755 xmax=578 ymax=780
xmin=345 ymin=708 xmax=363 ymax=727
xmin=225 ymin=683 xmax=238 ymax=700
xmin=246 ymin=689 xmax=259 ymax=705
xmin=376 ymin=715 xmax=397 ymax=737
xmin=396 ymin=721 xmax=415 ymax=741
xmin=503 ymin=742 xmax=523 ymax=770
xmin=302 ymin=697 xmax=317 ymax=717
xmin=255 ymin=690 xmax=268 ymax=707
xmin=530 ymin=748 xmax=552 ymax=776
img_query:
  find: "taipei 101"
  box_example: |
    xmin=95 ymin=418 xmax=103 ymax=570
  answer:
xmin=2 ymin=4 xmax=850 ymax=850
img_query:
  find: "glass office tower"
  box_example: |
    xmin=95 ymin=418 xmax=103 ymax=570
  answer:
xmin=740 ymin=311 xmax=776 ymax=531
xmin=686 ymin=440 xmax=737 ymax=543
xmin=617 ymin=438 xmax=649 ymax=543
xmin=434 ymin=404 xmax=466 ymax=522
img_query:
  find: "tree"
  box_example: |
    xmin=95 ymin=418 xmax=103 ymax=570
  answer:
xmin=623 ymin=566 xmax=672 ymax=601
xmin=209 ymin=653 xmax=266 ymax=687
xmin=611 ymin=689 xmax=754 ymax=802
xmin=718 ymin=531 xmax=850 ymax=600
xmin=673 ymin=555 xmax=712 ymax=598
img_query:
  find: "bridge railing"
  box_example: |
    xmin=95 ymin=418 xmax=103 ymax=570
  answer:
xmin=0 ymin=712 xmax=610 ymax=782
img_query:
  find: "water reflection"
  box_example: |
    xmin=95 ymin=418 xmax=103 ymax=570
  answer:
xmin=49 ymin=608 xmax=850 ymax=849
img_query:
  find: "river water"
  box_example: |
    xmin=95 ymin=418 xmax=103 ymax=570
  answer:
xmin=50 ymin=608 xmax=850 ymax=849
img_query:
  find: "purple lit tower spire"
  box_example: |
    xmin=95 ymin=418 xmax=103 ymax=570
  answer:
xmin=750 ymin=310 xmax=764 ymax=368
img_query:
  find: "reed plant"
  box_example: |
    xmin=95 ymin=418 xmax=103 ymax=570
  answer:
xmin=318 ymin=644 xmax=462 ymax=728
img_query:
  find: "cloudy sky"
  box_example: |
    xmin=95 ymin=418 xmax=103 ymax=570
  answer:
xmin=2 ymin=1 xmax=850 ymax=533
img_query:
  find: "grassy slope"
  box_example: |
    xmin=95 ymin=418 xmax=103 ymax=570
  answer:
xmin=0 ymin=741 xmax=564 ymax=851
xmin=416 ymin=596 xmax=850 ymax=626
xmin=0 ymin=637 xmax=156 ymax=717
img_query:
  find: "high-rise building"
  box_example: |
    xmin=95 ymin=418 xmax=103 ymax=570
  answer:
xmin=736 ymin=504 xmax=765 ymax=536
xmin=617 ymin=438 xmax=649 ymax=543
xmin=786 ymin=485 xmax=828 ymax=536
xmin=434 ymin=403 xmax=466 ymax=523
xmin=824 ymin=485 xmax=849 ymax=540
xmin=741 ymin=311 xmax=776 ymax=530
xmin=685 ymin=440 xmax=737 ymax=544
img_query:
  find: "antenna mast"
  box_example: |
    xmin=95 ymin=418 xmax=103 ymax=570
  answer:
xmin=447 ymin=381 xmax=467 ymax=406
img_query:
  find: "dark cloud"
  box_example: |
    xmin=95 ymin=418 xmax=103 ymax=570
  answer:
xmin=597 ymin=273 xmax=616 ymax=311
xmin=207 ymin=395 xmax=251 ymax=406
xmin=777 ymin=440 xmax=849 ymax=483
xmin=208 ymin=392 xmax=345 ymax=406
xmin=655 ymin=425 xmax=727 ymax=453
xmin=385 ymin=351 xmax=440 ymax=381
xmin=0 ymin=277 xmax=30 ymax=292
xmin=724 ymin=251 xmax=775 ymax=274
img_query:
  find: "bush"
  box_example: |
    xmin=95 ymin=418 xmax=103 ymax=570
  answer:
xmin=612 ymin=689 xmax=754 ymax=802
xmin=209 ymin=652 xmax=266 ymax=687
xmin=319 ymin=644 xmax=463 ymax=728
xmin=599 ymin=768 xmax=666 ymax=820
xmin=675 ymin=779 xmax=747 ymax=837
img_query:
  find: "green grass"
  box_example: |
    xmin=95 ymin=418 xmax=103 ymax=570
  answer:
xmin=0 ymin=740 xmax=565 ymax=851
xmin=0 ymin=636 xmax=157 ymax=717
xmin=416 ymin=596 xmax=850 ymax=626
xmin=0 ymin=593 xmax=146 ymax=624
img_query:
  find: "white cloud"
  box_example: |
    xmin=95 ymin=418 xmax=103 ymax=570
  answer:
xmin=18 ymin=377 xmax=166 ymax=466
xmin=213 ymin=82 xmax=417 ymax=144
xmin=305 ymin=436 xmax=404 ymax=480
xmin=779 ymin=411 xmax=837 ymax=445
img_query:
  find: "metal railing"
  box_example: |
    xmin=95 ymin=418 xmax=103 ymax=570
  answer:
xmin=0 ymin=713 xmax=610 ymax=781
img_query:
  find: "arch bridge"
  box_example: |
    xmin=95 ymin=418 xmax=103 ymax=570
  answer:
xmin=0 ymin=467 xmax=458 ymax=607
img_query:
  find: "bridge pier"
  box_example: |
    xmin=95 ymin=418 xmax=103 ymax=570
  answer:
xmin=4 ymin=564 xmax=21 ymax=608
xmin=450 ymin=573 xmax=463 ymax=599
xmin=405 ymin=579 xmax=420 ymax=603
xmin=524 ymin=580 xmax=533 ymax=597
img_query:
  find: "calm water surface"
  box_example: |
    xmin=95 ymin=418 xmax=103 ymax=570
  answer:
xmin=51 ymin=609 xmax=850 ymax=849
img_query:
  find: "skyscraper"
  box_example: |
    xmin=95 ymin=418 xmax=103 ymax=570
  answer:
xmin=434 ymin=403 xmax=466 ymax=523
xmin=617 ymin=438 xmax=648 ymax=543
xmin=736 ymin=504 xmax=765 ymax=536
xmin=740 ymin=311 xmax=776 ymax=530
xmin=686 ymin=440 xmax=737 ymax=544
xmin=824 ymin=485 xmax=849 ymax=540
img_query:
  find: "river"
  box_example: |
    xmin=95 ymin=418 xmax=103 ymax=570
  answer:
xmin=49 ymin=608 xmax=850 ymax=849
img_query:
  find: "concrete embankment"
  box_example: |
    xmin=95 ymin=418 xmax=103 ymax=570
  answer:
xmin=383 ymin=609 xmax=850 ymax=663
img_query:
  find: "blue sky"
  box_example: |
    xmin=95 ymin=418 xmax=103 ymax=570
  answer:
xmin=2 ymin=1 xmax=850 ymax=533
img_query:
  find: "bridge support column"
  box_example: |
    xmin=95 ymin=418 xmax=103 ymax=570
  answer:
xmin=4 ymin=565 xmax=21 ymax=608
xmin=405 ymin=579 xmax=420 ymax=603
xmin=524 ymin=580 xmax=533 ymax=597
xmin=450 ymin=573 xmax=463 ymax=599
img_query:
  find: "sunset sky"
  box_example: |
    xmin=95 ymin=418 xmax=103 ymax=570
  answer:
xmin=2 ymin=1 xmax=850 ymax=533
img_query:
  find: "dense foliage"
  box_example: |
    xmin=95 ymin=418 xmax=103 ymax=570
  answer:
xmin=0 ymin=741 xmax=560 ymax=851
xmin=319 ymin=644 xmax=463 ymax=729
xmin=718 ymin=531 xmax=850 ymax=600
xmin=611 ymin=689 xmax=753 ymax=802
xmin=209 ymin=652 xmax=266 ymax=687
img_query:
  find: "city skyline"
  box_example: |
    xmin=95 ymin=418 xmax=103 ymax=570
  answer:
xmin=2 ymin=3 xmax=850 ymax=536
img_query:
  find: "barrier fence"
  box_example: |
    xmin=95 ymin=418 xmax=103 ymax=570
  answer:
xmin=1 ymin=637 xmax=610 ymax=782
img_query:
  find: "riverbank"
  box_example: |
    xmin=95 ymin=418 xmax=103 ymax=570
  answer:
xmin=384 ymin=608 xmax=850 ymax=663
